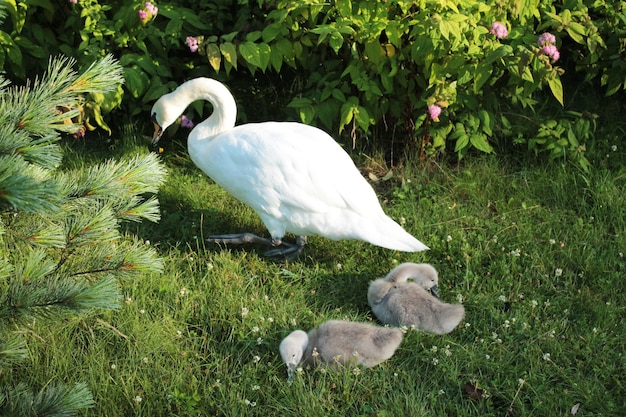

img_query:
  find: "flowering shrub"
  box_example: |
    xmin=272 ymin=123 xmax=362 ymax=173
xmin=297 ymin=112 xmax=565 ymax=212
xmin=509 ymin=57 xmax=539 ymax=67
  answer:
xmin=0 ymin=0 xmax=622 ymax=168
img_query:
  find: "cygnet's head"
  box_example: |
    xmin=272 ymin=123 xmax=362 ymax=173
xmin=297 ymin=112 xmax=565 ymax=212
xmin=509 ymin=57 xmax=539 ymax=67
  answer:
xmin=367 ymin=279 xmax=393 ymax=305
xmin=279 ymin=330 xmax=308 ymax=383
xmin=385 ymin=263 xmax=440 ymax=298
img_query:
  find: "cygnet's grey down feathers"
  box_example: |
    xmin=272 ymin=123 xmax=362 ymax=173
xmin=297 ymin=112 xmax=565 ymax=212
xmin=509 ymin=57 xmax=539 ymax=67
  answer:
xmin=279 ymin=320 xmax=403 ymax=372
xmin=368 ymin=263 xmax=465 ymax=335
xmin=303 ymin=320 xmax=403 ymax=367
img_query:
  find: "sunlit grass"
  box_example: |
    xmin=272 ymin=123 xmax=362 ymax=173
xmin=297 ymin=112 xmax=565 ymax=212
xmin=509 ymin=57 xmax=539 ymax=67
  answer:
xmin=17 ymin=130 xmax=626 ymax=416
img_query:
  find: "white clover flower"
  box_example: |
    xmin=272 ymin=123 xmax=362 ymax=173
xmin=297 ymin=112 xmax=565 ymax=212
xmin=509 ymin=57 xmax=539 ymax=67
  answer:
xmin=592 ymin=327 xmax=598 ymax=334
xmin=555 ymin=268 xmax=563 ymax=277
xmin=139 ymin=309 xmax=145 ymax=314
xmin=430 ymin=345 xmax=438 ymax=353
xmin=267 ymin=317 xmax=274 ymax=323
xmin=207 ymin=262 xmax=214 ymax=270
xmin=503 ymin=320 xmax=510 ymax=329
xmin=549 ymin=239 xmax=556 ymax=245
xmin=498 ymin=295 xmax=507 ymax=302
xmin=612 ymin=145 xmax=617 ymax=152
xmin=296 ymin=367 xmax=304 ymax=374
xmin=312 ymin=348 xmax=319 ymax=358
xmin=125 ymin=297 xmax=133 ymax=304
xmin=510 ymin=248 xmax=521 ymax=257
xmin=142 ymin=357 xmax=149 ymax=364
xmin=432 ymin=358 xmax=439 ymax=365
xmin=544 ymin=300 xmax=551 ymax=307
xmin=352 ymin=368 xmax=361 ymax=376
xmin=110 ymin=364 xmax=117 ymax=370
xmin=176 ymin=330 xmax=183 ymax=338
xmin=518 ymin=378 xmax=525 ymax=385
xmin=253 ymin=355 xmax=261 ymax=363
xmin=542 ymin=352 xmax=551 ymax=361
xmin=456 ymin=294 xmax=464 ymax=303
xmin=180 ymin=287 xmax=186 ymax=296
xmin=241 ymin=307 xmax=249 ymax=318
xmin=251 ymin=326 xmax=260 ymax=333
xmin=531 ymin=300 xmax=538 ymax=308
xmin=256 ymin=337 xmax=263 ymax=345
xmin=399 ymin=217 xmax=406 ymax=225
xmin=134 ymin=395 xmax=142 ymax=403
xmin=464 ymin=322 xmax=471 ymax=328
xmin=438 ymin=389 xmax=446 ymax=395
xmin=444 ymin=346 xmax=452 ymax=357
xmin=446 ymin=235 xmax=453 ymax=242
xmin=252 ymin=385 xmax=260 ymax=391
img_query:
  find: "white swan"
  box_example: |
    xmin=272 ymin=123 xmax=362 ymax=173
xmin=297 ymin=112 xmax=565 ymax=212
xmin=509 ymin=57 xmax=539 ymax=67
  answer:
xmin=367 ymin=263 xmax=465 ymax=335
xmin=151 ymin=78 xmax=428 ymax=257
xmin=279 ymin=320 xmax=403 ymax=382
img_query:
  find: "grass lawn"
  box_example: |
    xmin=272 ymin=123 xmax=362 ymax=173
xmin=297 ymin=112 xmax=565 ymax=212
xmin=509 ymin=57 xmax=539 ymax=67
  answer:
xmin=23 ymin=127 xmax=625 ymax=416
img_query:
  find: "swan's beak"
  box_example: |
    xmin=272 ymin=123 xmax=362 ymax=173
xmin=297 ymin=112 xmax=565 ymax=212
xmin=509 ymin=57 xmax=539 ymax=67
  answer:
xmin=151 ymin=121 xmax=164 ymax=146
xmin=430 ymin=285 xmax=440 ymax=298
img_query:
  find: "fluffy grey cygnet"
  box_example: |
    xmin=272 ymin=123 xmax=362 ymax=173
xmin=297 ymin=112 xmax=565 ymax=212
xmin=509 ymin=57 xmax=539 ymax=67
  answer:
xmin=279 ymin=320 xmax=403 ymax=382
xmin=367 ymin=263 xmax=465 ymax=335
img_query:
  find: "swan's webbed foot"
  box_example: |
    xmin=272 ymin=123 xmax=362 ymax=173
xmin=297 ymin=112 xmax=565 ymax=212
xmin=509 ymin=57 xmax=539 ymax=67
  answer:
xmin=264 ymin=236 xmax=307 ymax=259
xmin=207 ymin=233 xmax=307 ymax=259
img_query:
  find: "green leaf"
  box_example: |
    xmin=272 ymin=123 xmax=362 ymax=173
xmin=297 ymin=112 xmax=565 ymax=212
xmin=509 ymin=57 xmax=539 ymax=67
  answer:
xmin=123 ymin=67 xmax=149 ymax=98
xmin=220 ymin=42 xmax=238 ymax=71
xmin=206 ymin=43 xmax=221 ymax=72
xmin=469 ymin=134 xmax=494 ymax=153
xmin=473 ymin=62 xmax=493 ymax=93
xmin=547 ymin=76 xmax=564 ymax=106
xmin=262 ymin=23 xmax=282 ymax=43
xmin=477 ymin=110 xmax=493 ymax=136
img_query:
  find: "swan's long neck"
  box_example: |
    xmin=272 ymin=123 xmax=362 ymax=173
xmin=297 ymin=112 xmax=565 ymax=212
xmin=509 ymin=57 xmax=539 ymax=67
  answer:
xmin=177 ymin=78 xmax=237 ymax=141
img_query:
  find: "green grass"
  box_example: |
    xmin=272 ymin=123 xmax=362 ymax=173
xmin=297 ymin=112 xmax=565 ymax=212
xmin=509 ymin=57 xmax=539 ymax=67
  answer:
xmin=20 ymin=131 xmax=626 ymax=416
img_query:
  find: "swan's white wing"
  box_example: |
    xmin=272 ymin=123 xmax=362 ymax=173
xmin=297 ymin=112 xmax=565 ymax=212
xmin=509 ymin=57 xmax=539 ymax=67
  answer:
xmin=189 ymin=121 xmax=427 ymax=250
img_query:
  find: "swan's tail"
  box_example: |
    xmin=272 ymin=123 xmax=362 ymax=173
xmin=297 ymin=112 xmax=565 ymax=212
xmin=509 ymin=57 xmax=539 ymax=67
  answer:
xmin=361 ymin=215 xmax=429 ymax=252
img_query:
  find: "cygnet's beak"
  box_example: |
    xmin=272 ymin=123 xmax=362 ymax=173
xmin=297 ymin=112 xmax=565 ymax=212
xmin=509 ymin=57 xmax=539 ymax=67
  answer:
xmin=286 ymin=363 xmax=296 ymax=385
xmin=151 ymin=121 xmax=164 ymax=147
xmin=430 ymin=285 xmax=440 ymax=298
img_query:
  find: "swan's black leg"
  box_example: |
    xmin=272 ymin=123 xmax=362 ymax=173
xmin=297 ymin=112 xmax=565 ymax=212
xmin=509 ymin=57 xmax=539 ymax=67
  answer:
xmin=207 ymin=234 xmax=307 ymax=259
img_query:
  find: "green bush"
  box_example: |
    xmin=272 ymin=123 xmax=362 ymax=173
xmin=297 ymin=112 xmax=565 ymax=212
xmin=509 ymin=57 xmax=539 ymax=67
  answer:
xmin=1 ymin=0 xmax=623 ymax=168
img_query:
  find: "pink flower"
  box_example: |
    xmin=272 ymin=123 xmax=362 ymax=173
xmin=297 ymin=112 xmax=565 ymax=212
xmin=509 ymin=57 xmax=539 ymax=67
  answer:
xmin=489 ymin=22 xmax=508 ymax=39
xmin=186 ymin=36 xmax=199 ymax=53
xmin=537 ymin=32 xmax=556 ymax=46
xmin=69 ymin=0 xmax=77 ymax=3
xmin=428 ymin=104 xmax=442 ymax=121
xmin=181 ymin=115 xmax=194 ymax=129
xmin=541 ymin=45 xmax=560 ymax=61
xmin=138 ymin=9 xmax=148 ymax=20
xmin=144 ymin=2 xmax=158 ymax=16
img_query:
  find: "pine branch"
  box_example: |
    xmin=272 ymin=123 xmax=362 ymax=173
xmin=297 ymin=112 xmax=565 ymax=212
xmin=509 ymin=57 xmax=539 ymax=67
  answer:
xmin=59 ymin=153 xmax=167 ymax=200
xmin=2 ymin=275 xmax=120 ymax=324
xmin=0 ymin=336 xmax=28 ymax=368
xmin=0 ymin=381 xmax=95 ymax=417
xmin=0 ymin=155 xmax=63 ymax=213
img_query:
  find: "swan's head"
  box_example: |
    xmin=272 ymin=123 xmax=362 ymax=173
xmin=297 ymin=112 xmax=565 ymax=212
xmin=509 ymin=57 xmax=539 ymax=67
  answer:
xmin=385 ymin=263 xmax=440 ymax=298
xmin=150 ymin=91 xmax=180 ymax=146
xmin=279 ymin=330 xmax=308 ymax=384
